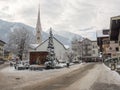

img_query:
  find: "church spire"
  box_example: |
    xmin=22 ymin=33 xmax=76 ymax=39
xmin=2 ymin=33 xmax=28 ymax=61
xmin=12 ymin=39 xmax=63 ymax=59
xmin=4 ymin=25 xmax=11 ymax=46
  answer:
xmin=36 ymin=4 xmax=42 ymax=44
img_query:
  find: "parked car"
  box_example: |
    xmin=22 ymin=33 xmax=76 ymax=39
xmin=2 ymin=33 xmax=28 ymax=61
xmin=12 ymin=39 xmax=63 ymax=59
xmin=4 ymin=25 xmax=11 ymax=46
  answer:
xmin=73 ymin=60 xmax=80 ymax=64
xmin=0 ymin=59 xmax=5 ymax=65
xmin=44 ymin=60 xmax=57 ymax=69
xmin=55 ymin=63 xmax=66 ymax=68
xmin=15 ymin=60 xmax=30 ymax=70
xmin=15 ymin=64 xmax=25 ymax=70
xmin=10 ymin=59 xmax=16 ymax=66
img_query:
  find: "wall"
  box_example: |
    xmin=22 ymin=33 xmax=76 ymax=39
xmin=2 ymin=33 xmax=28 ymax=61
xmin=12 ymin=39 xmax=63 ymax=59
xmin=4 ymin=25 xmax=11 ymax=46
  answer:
xmin=92 ymin=41 xmax=99 ymax=57
xmin=105 ymin=41 xmax=119 ymax=58
xmin=0 ymin=42 xmax=4 ymax=59
xmin=36 ymin=38 xmax=67 ymax=61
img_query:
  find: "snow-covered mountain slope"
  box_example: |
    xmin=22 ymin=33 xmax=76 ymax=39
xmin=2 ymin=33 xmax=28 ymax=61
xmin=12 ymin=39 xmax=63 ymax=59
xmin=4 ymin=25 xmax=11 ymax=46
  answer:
xmin=52 ymin=30 xmax=83 ymax=41
xmin=0 ymin=19 xmax=82 ymax=45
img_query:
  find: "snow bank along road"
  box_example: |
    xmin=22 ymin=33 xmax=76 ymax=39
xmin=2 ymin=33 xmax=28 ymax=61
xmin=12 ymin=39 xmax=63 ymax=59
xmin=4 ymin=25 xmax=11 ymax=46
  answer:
xmin=0 ymin=63 xmax=120 ymax=90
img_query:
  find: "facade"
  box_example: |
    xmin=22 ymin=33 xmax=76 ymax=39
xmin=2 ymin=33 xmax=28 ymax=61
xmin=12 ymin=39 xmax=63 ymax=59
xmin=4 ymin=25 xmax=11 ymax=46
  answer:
xmin=71 ymin=39 xmax=82 ymax=57
xmin=97 ymin=29 xmax=109 ymax=52
xmin=30 ymin=29 xmax=67 ymax=65
xmin=97 ymin=29 xmax=110 ymax=59
xmin=82 ymin=38 xmax=92 ymax=56
xmin=35 ymin=37 xmax=67 ymax=60
xmin=30 ymin=36 xmax=67 ymax=64
xmin=71 ymin=38 xmax=99 ymax=61
xmin=97 ymin=28 xmax=119 ymax=59
xmin=110 ymin=15 xmax=120 ymax=58
xmin=105 ymin=41 xmax=119 ymax=58
xmin=0 ymin=40 xmax=5 ymax=59
xmin=92 ymin=41 xmax=99 ymax=57
xmin=102 ymin=37 xmax=110 ymax=58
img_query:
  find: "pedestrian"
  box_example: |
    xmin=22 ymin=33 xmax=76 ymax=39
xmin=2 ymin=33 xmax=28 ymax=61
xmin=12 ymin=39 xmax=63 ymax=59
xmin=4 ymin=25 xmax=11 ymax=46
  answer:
xmin=10 ymin=61 xmax=12 ymax=67
xmin=66 ymin=60 xmax=70 ymax=68
xmin=67 ymin=62 xmax=69 ymax=68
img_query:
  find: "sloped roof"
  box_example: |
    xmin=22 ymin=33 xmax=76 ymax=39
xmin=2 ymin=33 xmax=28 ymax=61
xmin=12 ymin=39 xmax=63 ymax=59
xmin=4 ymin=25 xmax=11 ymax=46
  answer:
xmin=82 ymin=38 xmax=92 ymax=42
xmin=0 ymin=40 xmax=6 ymax=44
xmin=96 ymin=30 xmax=109 ymax=38
xmin=35 ymin=37 xmax=67 ymax=50
xmin=30 ymin=44 xmax=39 ymax=49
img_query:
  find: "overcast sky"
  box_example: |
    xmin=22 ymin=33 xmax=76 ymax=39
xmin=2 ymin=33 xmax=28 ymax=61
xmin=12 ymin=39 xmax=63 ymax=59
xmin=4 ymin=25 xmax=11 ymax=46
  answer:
xmin=0 ymin=0 xmax=120 ymax=40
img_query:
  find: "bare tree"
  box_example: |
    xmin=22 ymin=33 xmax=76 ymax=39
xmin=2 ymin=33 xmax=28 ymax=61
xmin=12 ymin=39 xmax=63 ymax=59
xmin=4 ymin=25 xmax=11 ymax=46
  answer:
xmin=6 ymin=27 xmax=34 ymax=60
xmin=65 ymin=51 xmax=75 ymax=63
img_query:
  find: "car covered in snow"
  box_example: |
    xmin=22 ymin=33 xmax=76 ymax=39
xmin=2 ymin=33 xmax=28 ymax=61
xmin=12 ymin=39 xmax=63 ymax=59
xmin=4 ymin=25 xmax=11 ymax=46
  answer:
xmin=0 ymin=59 xmax=6 ymax=65
xmin=9 ymin=59 xmax=16 ymax=66
xmin=15 ymin=60 xmax=30 ymax=70
xmin=55 ymin=63 xmax=67 ymax=68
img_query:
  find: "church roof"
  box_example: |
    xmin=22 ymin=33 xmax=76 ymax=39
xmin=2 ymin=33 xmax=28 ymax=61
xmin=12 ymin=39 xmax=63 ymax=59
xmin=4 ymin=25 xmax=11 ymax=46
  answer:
xmin=35 ymin=37 xmax=67 ymax=50
xmin=30 ymin=44 xmax=39 ymax=49
xmin=0 ymin=40 xmax=6 ymax=44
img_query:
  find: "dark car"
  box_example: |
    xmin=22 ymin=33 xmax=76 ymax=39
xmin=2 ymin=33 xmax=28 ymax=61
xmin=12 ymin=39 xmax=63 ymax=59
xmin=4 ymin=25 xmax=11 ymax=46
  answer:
xmin=0 ymin=58 xmax=6 ymax=65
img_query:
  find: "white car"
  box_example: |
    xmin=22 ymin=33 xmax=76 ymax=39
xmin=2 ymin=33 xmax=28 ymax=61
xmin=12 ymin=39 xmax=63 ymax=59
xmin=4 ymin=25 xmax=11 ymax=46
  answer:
xmin=15 ymin=64 xmax=25 ymax=70
xmin=15 ymin=60 xmax=30 ymax=70
xmin=55 ymin=63 xmax=66 ymax=68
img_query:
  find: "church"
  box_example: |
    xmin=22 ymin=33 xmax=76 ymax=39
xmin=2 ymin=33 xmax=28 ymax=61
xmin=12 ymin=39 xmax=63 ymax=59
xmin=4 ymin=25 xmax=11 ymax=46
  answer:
xmin=29 ymin=6 xmax=67 ymax=65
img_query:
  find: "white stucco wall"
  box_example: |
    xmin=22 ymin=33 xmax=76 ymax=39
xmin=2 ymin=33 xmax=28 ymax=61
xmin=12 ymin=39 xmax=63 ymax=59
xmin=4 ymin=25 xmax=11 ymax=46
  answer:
xmin=36 ymin=38 xmax=67 ymax=61
xmin=92 ymin=41 xmax=99 ymax=57
xmin=105 ymin=41 xmax=119 ymax=58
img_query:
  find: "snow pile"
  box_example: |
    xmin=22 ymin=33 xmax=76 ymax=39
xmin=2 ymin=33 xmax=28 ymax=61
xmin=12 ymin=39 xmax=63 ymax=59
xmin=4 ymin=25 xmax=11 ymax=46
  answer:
xmin=65 ymin=64 xmax=102 ymax=90
xmin=116 ymin=65 xmax=120 ymax=68
xmin=55 ymin=63 xmax=66 ymax=68
xmin=0 ymin=63 xmax=84 ymax=89
xmin=98 ymin=64 xmax=120 ymax=85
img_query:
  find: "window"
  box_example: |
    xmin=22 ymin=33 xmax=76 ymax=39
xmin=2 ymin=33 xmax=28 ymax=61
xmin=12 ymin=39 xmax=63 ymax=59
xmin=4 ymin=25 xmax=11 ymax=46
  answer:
xmin=116 ymin=47 xmax=119 ymax=51
xmin=109 ymin=47 xmax=112 ymax=50
xmin=115 ymin=40 xmax=118 ymax=43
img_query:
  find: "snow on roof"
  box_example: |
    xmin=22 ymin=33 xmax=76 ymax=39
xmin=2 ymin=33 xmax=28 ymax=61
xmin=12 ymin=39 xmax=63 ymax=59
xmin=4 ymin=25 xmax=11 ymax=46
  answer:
xmin=30 ymin=44 xmax=39 ymax=49
xmin=35 ymin=37 xmax=67 ymax=50
xmin=64 ymin=45 xmax=69 ymax=49
xmin=97 ymin=30 xmax=109 ymax=37
xmin=101 ymin=64 xmax=120 ymax=84
xmin=0 ymin=39 xmax=6 ymax=44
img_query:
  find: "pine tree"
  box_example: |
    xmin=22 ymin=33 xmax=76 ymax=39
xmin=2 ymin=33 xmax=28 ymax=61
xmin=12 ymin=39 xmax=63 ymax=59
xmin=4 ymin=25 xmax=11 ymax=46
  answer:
xmin=45 ymin=28 xmax=56 ymax=68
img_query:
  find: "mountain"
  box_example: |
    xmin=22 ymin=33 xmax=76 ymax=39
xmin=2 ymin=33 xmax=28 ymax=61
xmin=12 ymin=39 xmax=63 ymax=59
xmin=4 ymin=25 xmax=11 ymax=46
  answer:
xmin=0 ymin=19 xmax=49 ymax=43
xmin=0 ymin=19 xmax=82 ymax=45
xmin=52 ymin=30 xmax=83 ymax=41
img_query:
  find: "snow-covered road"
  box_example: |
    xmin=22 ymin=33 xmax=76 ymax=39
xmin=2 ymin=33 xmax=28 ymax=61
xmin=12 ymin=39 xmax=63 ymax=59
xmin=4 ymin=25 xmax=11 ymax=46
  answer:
xmin=65 ymin=63 xmax=120 ymax=90
xmin=0 ymin=63 xmax=120 ymax=90
xmin=0 ymin=63 xmax=85 ymax=90
xmin=90 ymin=64 xmax=120 ymax=90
